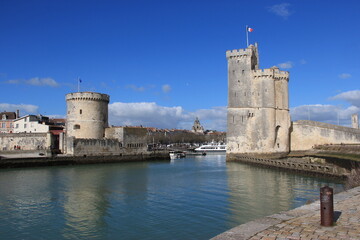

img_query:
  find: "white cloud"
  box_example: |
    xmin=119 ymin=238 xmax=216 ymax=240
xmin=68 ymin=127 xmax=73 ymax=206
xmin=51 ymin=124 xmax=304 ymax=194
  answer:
xmin=26 ymin=77 xmax=59 ymax=87
xmin=268 ymin=3 xmax=292 ymax=19
xmin=5 ymin=79 xmax=21 ymax=84
xmin=291 ymin=104 xmax=339 ymax=122
xmin=191 ymin=107 xmax=227 ymax=131
xmin=338 ymin=73 xmax=352 ymax=79
xmin=331 ymin=90 xmax=360 ymax=107
xmin=162 ymin=84 xmax=172 ymax=93
xmin=277 ymin=61 xmax=293 ymax=69
xmin=291 ymin=89 xmax=360 ymax=126
xmin=0 ymin=103 xmax=39 ymax=115
xmin=126 ymin=84 xmax=145 ymax=92
xmin=109 ymin=102 xmax=185 ymax=129
xmin=5 ymin=77 xmax=59 ymax=87
xmin=47 ymin=114 xmax=66 ymax=119
xmin=108 ymin=102 xmax=226 ymax=131
xmin=290 ymin=104 xmax=359 ymax=126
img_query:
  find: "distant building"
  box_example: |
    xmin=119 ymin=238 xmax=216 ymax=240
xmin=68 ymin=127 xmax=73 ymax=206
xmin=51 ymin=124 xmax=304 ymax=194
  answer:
xmin=352 ymin=114 xmax=359 ymax=129
xmin=49 ymin=118 xmax=66 ymax=127
xmin=0 ymin=111 xmax=17 ymax=133
xmin=191 ymin=117 xmax=204 ymax=134
xmin=13 ymin=115 xmax=51 ymax=133
xmin=0 ymin=113 xmax=64 ymax=153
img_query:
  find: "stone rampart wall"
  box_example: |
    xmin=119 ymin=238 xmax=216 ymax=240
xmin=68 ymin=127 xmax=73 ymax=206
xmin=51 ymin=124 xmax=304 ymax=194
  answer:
xmin=70 ymin=138 xmax=149 ymax=156
xmin=226 ymin=154 xmax=349 ymax=177
xmin=0 ymin=152 xmax=170 ymax=168
xmin=105 ymin=127 xmax=148 ymax=155
xmin=0 ymin=150 xmax=52 ymax=158
xmin=72 ymin=138 xmax=122 ymax=156
xmin=0 ymin=133 xmax=51 ymax=151
xmin=291 ymin=120 xmax=360 ymax=151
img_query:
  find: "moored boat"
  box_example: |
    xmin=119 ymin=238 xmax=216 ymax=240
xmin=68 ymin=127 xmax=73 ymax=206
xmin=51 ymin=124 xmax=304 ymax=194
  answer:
xmin=194 ymin=143 xmax=226 ymax=153
xmin=169 ymin=151 xmax=186 ymax=159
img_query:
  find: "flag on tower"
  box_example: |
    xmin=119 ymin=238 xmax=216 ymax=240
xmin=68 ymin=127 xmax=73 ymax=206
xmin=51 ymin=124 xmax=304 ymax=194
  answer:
xmin=245 ymin=25 xmax=254 ymax=46
xmin=77 ymin=78 xmax=82 ymax=92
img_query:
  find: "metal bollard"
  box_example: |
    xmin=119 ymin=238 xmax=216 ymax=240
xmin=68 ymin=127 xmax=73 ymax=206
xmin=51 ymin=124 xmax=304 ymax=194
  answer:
xmin=320 ymin=186 xmax=334 ymax=226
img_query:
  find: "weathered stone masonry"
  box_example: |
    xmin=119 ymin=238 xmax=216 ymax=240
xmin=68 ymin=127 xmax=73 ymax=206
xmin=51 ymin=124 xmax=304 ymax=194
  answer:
xmin=227 ymin=44 xmax=360 ymax=159
xmin=227 ymin=43 xmax=290 ymax=156
xmin=63 ymin=92 xmax=149 ymax=157
xmin=0 ymin=132 xmax=52 ymax=151
xmin=291 ymin=120 xmax=360 ymax=151
xmin=66 ymin=92 xmax=109 ymax=139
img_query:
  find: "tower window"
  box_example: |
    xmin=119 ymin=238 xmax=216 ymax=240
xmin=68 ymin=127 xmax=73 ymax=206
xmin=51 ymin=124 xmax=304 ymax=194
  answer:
xmin=80 ymin=109 xmax=82 ymax=114
xmin=74 ymin=124 xmax=80 ymax=130
xmin=242 ymin=70 xmax=244 ymax=74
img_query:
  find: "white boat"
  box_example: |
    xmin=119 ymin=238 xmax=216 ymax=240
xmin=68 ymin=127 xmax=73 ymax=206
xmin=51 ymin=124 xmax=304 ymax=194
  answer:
xmin=194 ymin=143 xmax=226 ymax=153
xmin=169 ymin=151 xmax=186 ymax=159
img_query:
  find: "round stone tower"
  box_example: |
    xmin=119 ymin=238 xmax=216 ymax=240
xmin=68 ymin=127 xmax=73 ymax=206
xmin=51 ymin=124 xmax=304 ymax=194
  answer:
xmin=66 ymin=92 xmax=109 ymax=139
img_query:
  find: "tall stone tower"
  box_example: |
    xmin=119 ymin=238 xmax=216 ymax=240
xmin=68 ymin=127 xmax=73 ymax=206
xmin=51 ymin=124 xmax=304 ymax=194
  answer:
xmin=66 ymin=92 xmax=109 ymax=139
xmin=226 ymin=44 xmax=290 ymax=157
xmin=352 ymin=113 xmax=359 ymax=129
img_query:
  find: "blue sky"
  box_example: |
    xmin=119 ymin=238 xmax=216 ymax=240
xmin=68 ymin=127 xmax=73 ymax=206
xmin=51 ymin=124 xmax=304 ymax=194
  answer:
xmin=1 ymin=0 xmax=359 ymax=131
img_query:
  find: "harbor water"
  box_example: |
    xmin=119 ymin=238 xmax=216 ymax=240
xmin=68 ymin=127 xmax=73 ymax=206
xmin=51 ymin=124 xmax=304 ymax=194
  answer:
xmin=0 ymin=155 xmax=344 ymax=239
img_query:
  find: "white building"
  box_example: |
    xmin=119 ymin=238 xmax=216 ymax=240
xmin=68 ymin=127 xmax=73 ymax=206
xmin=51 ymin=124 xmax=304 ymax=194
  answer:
xmin=13 ymin=115 xmax=50 ymax=133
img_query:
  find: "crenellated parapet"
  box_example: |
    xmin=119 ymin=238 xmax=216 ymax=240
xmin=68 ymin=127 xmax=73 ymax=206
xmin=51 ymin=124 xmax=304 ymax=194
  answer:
xmin=66 ymin=92 xmax=109 ymax=103
xmin=226 ymin=49 xmax=250 ymax=60
xmin=252 ymin=68 xmax=289 ymax=80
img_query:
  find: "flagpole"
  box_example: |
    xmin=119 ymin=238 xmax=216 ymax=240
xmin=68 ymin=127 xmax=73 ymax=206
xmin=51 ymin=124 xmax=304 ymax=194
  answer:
xmin=246 ymin=25 xmax=249 ymax=47
xmin=78 ymin=77 xmax=80 ymax=92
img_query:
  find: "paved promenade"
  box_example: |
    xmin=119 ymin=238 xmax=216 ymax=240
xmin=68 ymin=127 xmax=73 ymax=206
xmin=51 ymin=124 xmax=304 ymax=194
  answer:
xmin=212 ymin=186 xmax=360 ymax=240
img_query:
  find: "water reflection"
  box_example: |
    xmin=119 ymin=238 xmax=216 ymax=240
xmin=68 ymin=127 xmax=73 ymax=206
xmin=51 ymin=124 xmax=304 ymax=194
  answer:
xmin=0 ymin=169 xmax=59 ymax=239
xmin=61 ymin=168 xmax=108 ymax=239
xmin=226 ymin=163 xmax=291 ymax=225
xmin=60 ymin=163 xmax=150 ymax=239
xmin=226 ymin=162 xmax=344 ymax=226
xmin=0 ymin=156 xmax=344 ymax=240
